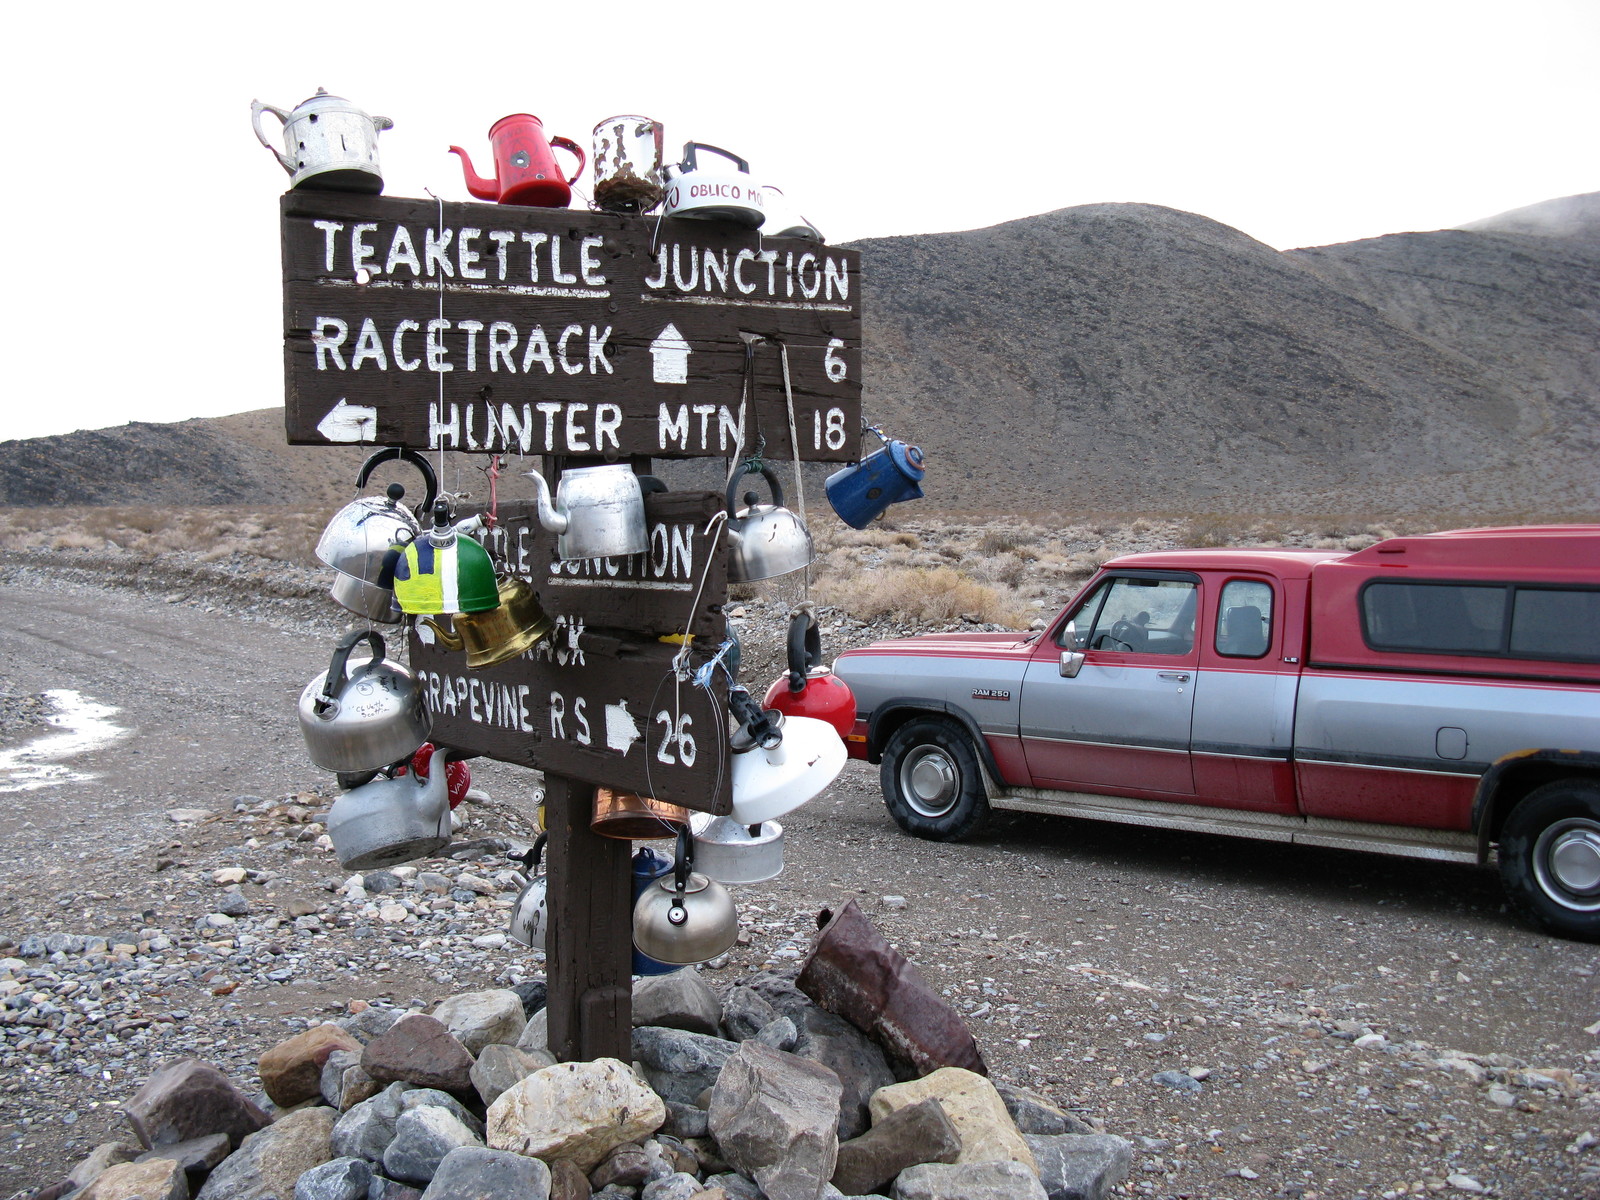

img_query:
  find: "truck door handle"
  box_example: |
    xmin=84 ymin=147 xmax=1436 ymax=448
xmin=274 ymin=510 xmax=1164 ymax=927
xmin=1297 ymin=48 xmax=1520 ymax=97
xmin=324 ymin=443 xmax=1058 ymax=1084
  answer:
xmin=1158 ymin=672 xmax=1191 ymax=683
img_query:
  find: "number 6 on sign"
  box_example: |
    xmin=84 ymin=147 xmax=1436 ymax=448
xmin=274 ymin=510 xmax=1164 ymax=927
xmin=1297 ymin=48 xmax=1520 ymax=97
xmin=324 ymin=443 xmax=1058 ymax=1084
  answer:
xmin=654 ymin=711 xmax=697 ymax=767
xmin=824 ymin=338 xmax=848 ymax=383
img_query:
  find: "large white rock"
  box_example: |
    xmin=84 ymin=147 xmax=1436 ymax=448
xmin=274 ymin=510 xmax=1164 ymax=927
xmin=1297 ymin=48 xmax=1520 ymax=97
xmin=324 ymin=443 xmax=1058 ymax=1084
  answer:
xmin=486 ymin=1057 xmax=665 ymax=1172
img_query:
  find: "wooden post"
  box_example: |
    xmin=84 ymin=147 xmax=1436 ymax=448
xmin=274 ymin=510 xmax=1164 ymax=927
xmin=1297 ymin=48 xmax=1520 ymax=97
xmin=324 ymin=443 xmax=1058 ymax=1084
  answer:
xmin=543 ymin=773 xmax=634 ymax=1062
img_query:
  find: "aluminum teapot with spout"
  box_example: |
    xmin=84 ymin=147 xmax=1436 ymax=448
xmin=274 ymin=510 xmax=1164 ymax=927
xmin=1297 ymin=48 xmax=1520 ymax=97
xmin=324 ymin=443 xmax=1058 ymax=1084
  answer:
xmin=524 ymin=464 xmax=651 ymax=561
xmin=251 ymin=88 xmax=393 ymax=193
xmin=326 ymin=750 xmax=454 ymax=870
xmin=725 ymin=464 xmax=814 ymax=582
xmin=507 ymin=834 xmax=550 ymax=950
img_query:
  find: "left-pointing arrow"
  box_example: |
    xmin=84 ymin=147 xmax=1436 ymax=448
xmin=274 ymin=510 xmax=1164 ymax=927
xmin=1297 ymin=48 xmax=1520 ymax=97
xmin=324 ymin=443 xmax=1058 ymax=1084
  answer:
xmin=317 ymin=398 xmax=378 ymax=443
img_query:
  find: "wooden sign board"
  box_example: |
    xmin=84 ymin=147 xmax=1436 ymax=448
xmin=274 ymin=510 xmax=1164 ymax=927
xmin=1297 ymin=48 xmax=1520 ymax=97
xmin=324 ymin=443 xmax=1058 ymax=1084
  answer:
xmin=408 ymin=630 xmax=732 ymax=815
xmin=281 ymin=193 xmax=861 ymax=462
xmin=480 ymin=490 xmax=726 ymax=641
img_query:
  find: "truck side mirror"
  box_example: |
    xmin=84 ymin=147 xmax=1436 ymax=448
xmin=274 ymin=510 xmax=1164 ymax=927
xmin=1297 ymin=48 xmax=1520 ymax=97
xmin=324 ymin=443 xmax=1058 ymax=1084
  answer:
xmin=1059 ymin=621 xmax=1084 ymax=677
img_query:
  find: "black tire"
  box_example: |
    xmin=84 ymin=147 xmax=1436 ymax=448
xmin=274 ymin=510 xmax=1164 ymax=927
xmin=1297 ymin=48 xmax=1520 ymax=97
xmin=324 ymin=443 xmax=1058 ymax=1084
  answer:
xmin=879 ymin=718 xmax=990 ymax=841
xmin=1498 ymin=778 xmax=1600 ymax=942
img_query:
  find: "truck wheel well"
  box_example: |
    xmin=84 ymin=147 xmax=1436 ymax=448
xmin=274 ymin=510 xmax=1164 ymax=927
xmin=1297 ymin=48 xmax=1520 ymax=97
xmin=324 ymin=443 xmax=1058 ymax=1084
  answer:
xmin=1483 ymin=757 xmax=1600 ymax=843
xmin=867 ymin=702 xmax=1002 ymax=793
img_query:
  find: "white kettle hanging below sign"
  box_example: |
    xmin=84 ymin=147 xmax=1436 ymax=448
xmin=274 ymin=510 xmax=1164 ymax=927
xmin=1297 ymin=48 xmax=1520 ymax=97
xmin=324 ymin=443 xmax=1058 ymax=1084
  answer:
xmin=251 ymin=88 xmax=393 ymax=193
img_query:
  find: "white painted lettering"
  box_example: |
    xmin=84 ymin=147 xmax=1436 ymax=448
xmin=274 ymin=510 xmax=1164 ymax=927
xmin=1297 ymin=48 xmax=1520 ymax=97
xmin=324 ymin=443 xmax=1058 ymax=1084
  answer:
xmin=488 ymin=322 xmax=517 ymax=372
xmin=457 ymin=320 xmax=484 ymax=371
xmin=458 ymin=228 xmax=485 ymax=280
xmin=429 ymin=402 xmax=460 ymax=448
xmin=556 ymin=325 xmax=584 ymax=375
xmin=488 ymin=230 xmax=515 ymax=281
xmin=587 ymin=326 xmax=614 ymax=374
xmin=565 ymin=404 xmax=590 ymax=452
xmin=393 ymin=320 xmax=421 ymax=371
xmin=425 ymin=319 xmax=453 ymax=372
xmin=594 ymin=403 xmax=621 ymax=451
xmin=520 ymin=231 xmax=548 ymax=282
xmin=351 ymin=223 xmax=378 ymax=275
xmin=521 ymin=326 xmax=555 ymax=373
xmin=386 ymin=225 xmax=421 ymax=276
xmin=314 ymin=221 xmax=343 ymax=273
xmin=424 ymin=228 xmax=455 ymax=277
xmin=659 ymin=404 xmax=689 ymax=450
xmin=350 ymin=318 xmax=388 ymax=370
xmin=550 ymin=237 xmax=578 ymax=285
xmin=580 ymin=235 xmax=606 ymax=286
xmin=312 ymin=317 xmax=348 ymax=370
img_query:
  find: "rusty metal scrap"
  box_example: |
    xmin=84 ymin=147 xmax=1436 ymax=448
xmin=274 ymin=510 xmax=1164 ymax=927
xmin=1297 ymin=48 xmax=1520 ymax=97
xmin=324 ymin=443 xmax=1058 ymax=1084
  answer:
xmin=797 ymin=899 xmax=987 ymax=1078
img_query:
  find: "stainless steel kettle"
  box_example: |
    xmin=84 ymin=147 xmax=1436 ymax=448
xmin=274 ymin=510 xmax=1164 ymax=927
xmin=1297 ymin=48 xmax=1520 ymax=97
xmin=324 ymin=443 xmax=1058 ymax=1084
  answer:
xmin=298 ymin=630 xmax=432 ymax=773
xmin=632 ymin=828 xmax=739 ymax=966
xmin=524 ymin=463 xmax=651 ymax=561
xmin=326 ymin=750 xmax=453 ymax=870
xmin=690 ymin=813 xmax=784 ymax=884
xmin=316 ymin=449 xmax=439 ymax=623
xmin=724 ymin=464 xmax=814 ymax=582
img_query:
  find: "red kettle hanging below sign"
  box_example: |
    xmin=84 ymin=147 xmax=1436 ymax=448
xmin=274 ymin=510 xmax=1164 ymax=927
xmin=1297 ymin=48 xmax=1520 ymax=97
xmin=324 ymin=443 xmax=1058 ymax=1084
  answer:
xmin=450 ymin=114 xmax=586 ymax=208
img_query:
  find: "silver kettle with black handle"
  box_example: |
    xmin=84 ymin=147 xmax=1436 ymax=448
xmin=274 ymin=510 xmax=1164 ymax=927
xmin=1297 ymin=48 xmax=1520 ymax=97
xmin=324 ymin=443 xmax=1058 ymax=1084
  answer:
xmin=724 ymin=463 xmax=814 ymax=582
xmin=298 ymin=630 xmax=432 ymax=773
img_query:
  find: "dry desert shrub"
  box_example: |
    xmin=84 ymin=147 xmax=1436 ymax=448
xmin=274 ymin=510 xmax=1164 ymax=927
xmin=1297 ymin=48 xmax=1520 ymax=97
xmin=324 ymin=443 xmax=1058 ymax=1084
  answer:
xmin=816 ymin=566 xmax=1025 ymax=627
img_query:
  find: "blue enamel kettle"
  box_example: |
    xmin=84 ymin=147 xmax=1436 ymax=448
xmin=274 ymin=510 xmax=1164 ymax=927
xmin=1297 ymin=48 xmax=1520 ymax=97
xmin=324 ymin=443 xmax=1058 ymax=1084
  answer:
xmin=824 ymin=428 xmax=927 ymax=529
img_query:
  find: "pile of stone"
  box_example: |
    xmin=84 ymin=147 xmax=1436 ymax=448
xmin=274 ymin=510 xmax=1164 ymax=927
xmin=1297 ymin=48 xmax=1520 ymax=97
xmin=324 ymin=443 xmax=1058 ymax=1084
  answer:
xmin=32 ymin=952 xmax=1132 ymax=1200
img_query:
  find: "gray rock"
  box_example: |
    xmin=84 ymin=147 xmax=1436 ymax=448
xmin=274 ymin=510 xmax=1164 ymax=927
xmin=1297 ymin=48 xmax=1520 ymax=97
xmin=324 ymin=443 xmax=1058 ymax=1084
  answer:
xmin=1024 ymin=1134 xmax=1133 ymax=1200
xmin=194 ymin=1107 xmax=338 ymax=1200
xmin=721 ymin=985 xmax=781 ymax=1041
xmin=511 ymin=979 xmax=547 ymax=1019
xmin=383 ymin=1106 xmax=485 ymax=1185
xmin=832 ymin=1098 xmax=960 ymax=1197
xmin=400 ymin=1088 xmax=485 ymax=1138
xmin=341 ymin=1007 xmax=404 ymax=1044
xmin=418 ymin=1146 xmax=551 ymax=1200
xmin=631 ymin=1026 xmax=740 ymax=1105
xmin=368 ymin=1177 xmax=424 ymax=1200
xmin=996 ymin=1084 xmax=1090 ymax=1136
xmin=73 ymin=1159 xmax=186 ymax=1200
xmin=363 ymin=871 xmax=402 ymax=894
xmin=632 ymin=972 xmax=721 ymax=1035
xmin=792 ymin=1008 xmax=896 ymax=1142
xmin=1150 ymin=1070 xmax=1202 ymax=1095
xmin=709 ymin=1041 xmax=843 ymax=1200
xmin=296 ymin=1156 xmax=374 ymax=1200
xmin=430 ymin=990 xmax=527 ymax=1056
xmin=323 ymin=1050 xmax=381 ymax=1111
xmin=217 ymin=892 xmax=252 ymax=917
xmin=469 ymin=1043 xmax=549 ymax=1108
xmin=641 ymin=1174 xmax=700 ymax=1200
xmin=332 ymin=1083 xmax=414 ymax=1162
xmin=663 ymin=1101 xmax=709 ymax=1139
xmin=589 ymin=1143 xmax=653 ymax=1190
xmin=740 ymin=972 xmax=814 ymax=1022
xmin=704 ymin=1174 xmax=763 ymax=1200
xmin=515 ymin=1008 xmax=549 ymax=1053
xmin=755 ymin=1016 xmax=799 ymax=1052
xmin=891 ymin=1160 xmax=1047 ymax=1200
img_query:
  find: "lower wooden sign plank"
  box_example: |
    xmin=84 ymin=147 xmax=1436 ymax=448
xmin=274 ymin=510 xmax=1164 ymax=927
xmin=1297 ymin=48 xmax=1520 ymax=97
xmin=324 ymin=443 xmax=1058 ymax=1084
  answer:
xmin=409 ymin=632 xmax=733 ymax=815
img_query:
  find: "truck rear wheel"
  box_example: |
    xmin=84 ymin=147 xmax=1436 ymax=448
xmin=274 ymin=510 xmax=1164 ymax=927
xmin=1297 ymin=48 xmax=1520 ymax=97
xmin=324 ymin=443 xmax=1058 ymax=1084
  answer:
xmin=880 ymin=718 xmax=990 ymax=842
xmin=1498 ymin=779 xmax=1600 ymax=942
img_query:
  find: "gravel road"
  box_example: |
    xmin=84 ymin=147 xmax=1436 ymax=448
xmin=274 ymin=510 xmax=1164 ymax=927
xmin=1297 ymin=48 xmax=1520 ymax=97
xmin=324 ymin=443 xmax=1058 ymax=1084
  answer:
xmin=1 ymin=552 xmax=1597 ymax=1199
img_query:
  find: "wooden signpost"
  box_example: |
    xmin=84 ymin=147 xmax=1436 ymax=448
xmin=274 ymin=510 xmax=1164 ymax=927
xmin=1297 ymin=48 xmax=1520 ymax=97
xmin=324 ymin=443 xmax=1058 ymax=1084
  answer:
xmin=279 ymin=188 xmax=862 ymax=1062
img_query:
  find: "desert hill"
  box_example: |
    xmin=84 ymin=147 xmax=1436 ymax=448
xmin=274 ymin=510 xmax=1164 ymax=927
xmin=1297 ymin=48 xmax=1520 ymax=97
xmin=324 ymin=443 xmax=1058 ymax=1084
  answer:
xmin=3 ymin=193 xmax=1595 ymax=520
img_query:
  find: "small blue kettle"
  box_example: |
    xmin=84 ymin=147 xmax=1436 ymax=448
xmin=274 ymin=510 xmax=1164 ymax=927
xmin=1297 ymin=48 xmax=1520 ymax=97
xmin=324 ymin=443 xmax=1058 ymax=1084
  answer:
xmin=824 ymin=427 xmax=927 ymax=529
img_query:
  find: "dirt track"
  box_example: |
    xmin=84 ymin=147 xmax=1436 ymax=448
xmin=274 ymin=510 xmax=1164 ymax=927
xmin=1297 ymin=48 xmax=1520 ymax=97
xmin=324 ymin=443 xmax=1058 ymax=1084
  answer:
xmin=1 ymin=558 xmax=1598 ymax=1199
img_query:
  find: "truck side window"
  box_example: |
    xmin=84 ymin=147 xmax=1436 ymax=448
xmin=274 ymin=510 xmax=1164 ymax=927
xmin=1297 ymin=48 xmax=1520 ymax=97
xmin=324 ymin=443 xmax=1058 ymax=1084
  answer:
xmin=1216 ymin=580 xmax=1273 ymax=658
xmin=1070 ymin=577 xmax=1197 ymax=655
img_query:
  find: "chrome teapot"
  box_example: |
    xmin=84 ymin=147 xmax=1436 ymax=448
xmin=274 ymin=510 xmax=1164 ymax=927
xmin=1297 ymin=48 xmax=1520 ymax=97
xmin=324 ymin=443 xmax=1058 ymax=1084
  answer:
xmin=251 ymin=88 xmax=393 ymax=193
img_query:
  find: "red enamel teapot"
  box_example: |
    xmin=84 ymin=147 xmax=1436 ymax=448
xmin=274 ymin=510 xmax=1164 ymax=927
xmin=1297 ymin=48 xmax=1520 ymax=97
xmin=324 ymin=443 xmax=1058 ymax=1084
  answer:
xmin=451 ymin=114 xmax=585 ymax=208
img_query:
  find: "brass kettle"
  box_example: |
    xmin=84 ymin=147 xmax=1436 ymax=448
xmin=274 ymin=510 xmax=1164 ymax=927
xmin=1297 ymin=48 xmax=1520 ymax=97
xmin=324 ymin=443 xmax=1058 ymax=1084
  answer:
xmin=421 ymin=575 xmax=554 ymax=668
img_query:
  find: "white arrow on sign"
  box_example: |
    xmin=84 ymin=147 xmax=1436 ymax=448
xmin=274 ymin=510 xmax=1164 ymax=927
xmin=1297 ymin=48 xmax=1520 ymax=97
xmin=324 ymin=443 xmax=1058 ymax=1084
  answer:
xmin=605 ymin=700 xmax=641 ymax=755
xmin=649 ymin=324 xmax=691 ymax=384
xmin=316 ymin=398 xmax=378 ymax=443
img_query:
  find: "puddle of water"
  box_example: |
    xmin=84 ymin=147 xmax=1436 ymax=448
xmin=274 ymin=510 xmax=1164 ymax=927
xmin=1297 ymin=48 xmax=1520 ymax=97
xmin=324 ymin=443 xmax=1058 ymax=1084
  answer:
xmin=0 ymin=689 xmax=127 ymax=793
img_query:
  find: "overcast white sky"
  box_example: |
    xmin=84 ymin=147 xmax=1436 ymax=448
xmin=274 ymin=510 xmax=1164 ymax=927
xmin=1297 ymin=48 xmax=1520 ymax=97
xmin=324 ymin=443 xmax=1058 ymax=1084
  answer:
xmin=3 ymin=0 xmax=1594 ymax=441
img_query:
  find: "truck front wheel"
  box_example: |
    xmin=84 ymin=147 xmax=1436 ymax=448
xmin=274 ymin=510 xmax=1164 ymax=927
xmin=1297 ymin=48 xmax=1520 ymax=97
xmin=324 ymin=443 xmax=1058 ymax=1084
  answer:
xmin=1498 ymin=779 xmax=1600 ymax=942
xmin=880 ymin=718 xmax=990 ymax=842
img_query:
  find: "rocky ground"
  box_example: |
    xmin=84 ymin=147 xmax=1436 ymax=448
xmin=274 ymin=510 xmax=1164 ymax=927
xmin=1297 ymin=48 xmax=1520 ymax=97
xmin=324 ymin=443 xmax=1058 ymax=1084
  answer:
xmin=2 ymin=538 xmax=1598 ymax=1199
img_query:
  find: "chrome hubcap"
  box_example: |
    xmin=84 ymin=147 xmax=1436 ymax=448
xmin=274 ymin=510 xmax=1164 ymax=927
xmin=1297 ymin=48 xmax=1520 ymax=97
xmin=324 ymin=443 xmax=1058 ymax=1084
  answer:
xmin=1533 ymin=818 xmax=1600 ymax=912
xmin=901 ymin=746 xmax=958 ymax=818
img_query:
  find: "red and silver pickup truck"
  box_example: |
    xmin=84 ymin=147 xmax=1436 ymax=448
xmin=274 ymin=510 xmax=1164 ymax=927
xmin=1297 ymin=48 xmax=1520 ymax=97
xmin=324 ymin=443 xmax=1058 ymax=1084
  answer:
xmin=833 ymin=526 xmax=1600 ymax=940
